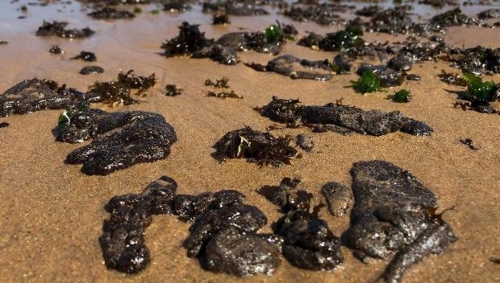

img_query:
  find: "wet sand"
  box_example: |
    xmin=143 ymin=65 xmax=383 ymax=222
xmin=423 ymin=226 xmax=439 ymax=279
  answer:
xmin=0 ymin=1 xmax=499 ymax=282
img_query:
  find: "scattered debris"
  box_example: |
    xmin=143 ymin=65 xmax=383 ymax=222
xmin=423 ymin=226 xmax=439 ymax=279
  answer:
xmin=459 ymin=138 xmax=479 ymax=150
xmin=204 ymin=77 xmax=242 ymax=99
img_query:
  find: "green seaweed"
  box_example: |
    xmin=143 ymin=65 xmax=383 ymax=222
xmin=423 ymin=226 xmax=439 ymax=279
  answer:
xmin=318 ymin=24 xmax=364 ymax=52
xmin=264 ymin=24 xmax=283 ymax=44
xmin=350 ymin=70 xmax=381 ymax=94
xmin=463 ymin=73 xmax=496 ymax=101
xmin=387 ymin=89 xmax=412 ymax=103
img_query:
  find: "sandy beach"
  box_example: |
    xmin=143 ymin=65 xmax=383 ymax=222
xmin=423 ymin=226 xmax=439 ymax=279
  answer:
xmin=0 ymin=1 xmax=499 ymax=282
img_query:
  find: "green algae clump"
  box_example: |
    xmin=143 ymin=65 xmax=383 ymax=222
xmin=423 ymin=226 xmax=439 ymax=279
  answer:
xmin=463 ymin=73 xmax=497 ymax=101
xmin=264 ymin=24 xmax=283 ymax=44
xmin=388 ymin=89 xmax=412 ymax=103
xmin=350 ymin=70 xmax=381 ymax=94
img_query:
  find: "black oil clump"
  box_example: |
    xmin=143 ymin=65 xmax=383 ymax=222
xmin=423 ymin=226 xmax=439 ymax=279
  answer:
xmin=88 ymin=7 xmax=135 ymax=19
xmin=283 ymin=2 xmax=347 ymax=26
xmin=58 ymin=110 xmax=177 ymax=175
xmin=164 ymin=84 xmax=183 ymax=96
xmin=321 ymin=182 xmax=352 ymax=217
xmin=101 ymin=180 xmax=281 ymax=276
xmin=212 ymin=13 xmax=230 ymax=25
xmin=49 ymin=45 xmax=63 ymax=54
xmin=0 ymin=78 xmax=86 ymax=117
xmin=71 ymin=51 xmax=97 ymax=62
xmin=161 ymin=21 xmax=214 ymax=57
xmin=258 ymin=97 xmax=434 ymax=136
xmin=213 ymin=126 xmax=298 ymax=167
xmin=100 ymin=176 xmax=177 ymax=273
xmin=459 ymin=138 xmax=479 ymax=150
xmin=438 ymin=70 xmax=467 ymax=86
xmin=80 ymin=66 xmax=105 ymax=75
xmin=181 ymin=190 xmax=280 ymax=276
xmin=36 ymin=20 xmax=95 ymax=39
xmin=160 ymin=21 xmax=292 ymax=65
xmin=344 ymin=160 xmax=457 ymax=282
xmin=163 ymin=0 xmax=192 ymax=12
xmin=318 ymin=24 xmax=365 ymax=52
xmin=259 ymin=178 xmax=344 ymax=270
xmin=245 ymin=54 xmax=333 ymax=81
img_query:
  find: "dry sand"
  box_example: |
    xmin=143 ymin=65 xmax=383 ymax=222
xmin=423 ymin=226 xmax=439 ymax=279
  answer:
xmin=0 ymin=1 xmax=499 ymax=282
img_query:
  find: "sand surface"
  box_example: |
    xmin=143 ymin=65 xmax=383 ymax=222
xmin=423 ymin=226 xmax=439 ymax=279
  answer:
xmin=0 ymin=1 xmax=499 ymax=282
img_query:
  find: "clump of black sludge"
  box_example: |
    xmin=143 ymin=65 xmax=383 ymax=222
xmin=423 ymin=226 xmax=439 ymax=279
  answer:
xmin=36 ymin=21 xmax=95 ymax=39
xmin=213 ymin=126 xmax=299 ymax=167
xmin=87 ymin=7 xmax=135 ymax=19
xmin=257 ymin=96 xmax=434 ymax=136
xmin=202 ymin=0 xmax=269 ymax=16
xmin=160 ymin=21 xmax=290 ymax=65
xmin=344 ymin=160 xmax=457 ymax=282
xmin=101 ymin=160 xmax=456 ymax=282
xmin=101 ymin=178 xmax=281 ymax=276
xmin=259 ymin=177 xmax=344 ymax=270
xmin=56 ymin=108 xmax=177 ymax=175
xmin=100 ymin=176 xmax=177 ymax=273
xmin=0 ymin=78 xmax=87 ymax=117
xmin=0 ymin=70 xmax=156 ymax=117
xmin=80 ymin=66 xmax=105 ymax=75
xmin=71 ymin=51 xmax=97 ymax=62
xmin=211 ymin=100 xmax=420 ymax=166
xmin=245 ymin=54 xmax=334 ymax=81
